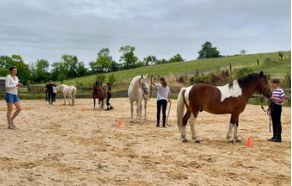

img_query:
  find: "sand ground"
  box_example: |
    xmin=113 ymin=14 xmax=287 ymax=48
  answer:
xmin=0 ymin=98 xmax=290 ymax=186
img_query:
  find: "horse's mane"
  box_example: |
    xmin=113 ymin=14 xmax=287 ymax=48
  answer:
xmin=229 ymin=73 xmax=261 ymax=89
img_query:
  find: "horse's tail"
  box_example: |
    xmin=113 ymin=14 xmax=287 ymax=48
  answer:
xmin=72 ymin=87 xmax=77 ymax=106
xmin=177 ymin=87 xmax=186 ymax=132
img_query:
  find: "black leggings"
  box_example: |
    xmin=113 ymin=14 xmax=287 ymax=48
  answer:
xmin=271 ymin=104 xmax=282 ymax=139
xmin=48 ymin=93 xmax=53 ymax=104
xmin=157 ymin=100 xmax=167 ymax=126
xmin=106 ymin=94 xmax=111 ymax=106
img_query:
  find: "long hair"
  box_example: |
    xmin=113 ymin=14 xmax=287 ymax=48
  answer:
xmin=160 ymin=77 xmax=167 ymax=87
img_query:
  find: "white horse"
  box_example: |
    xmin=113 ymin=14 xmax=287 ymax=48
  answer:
xmin=128 ymin=74 xmax=150 ymax=123
xmin=58 ymin=84 xmax=77 ymax=106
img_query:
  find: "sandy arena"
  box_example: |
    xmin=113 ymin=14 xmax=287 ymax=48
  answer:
xmin=0 ymin=98 xmax=290 ymax=186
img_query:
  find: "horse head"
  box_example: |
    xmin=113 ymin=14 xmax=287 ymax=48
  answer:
xmin=140 ymin=74 xmax=149 ymax=95
xmin=93 ymin=81 xmax=105 ymax=98
xmin=258 ymin=71 xmax=272 ymax=98
xmin=58 ymin=84 xmax=65 ymax=93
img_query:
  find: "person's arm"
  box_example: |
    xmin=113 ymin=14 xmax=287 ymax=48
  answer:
xmin=270 ymin=96 xmax=285 ymax=103
xmin=151 ymin=74 xmax=155 ymax=86
xmin=5 ymin=76 xmax=16 ymax=90
xmin=168 ymin=92 xmax=171 ymax=103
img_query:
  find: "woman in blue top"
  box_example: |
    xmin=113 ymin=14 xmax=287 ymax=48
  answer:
xmin=152 ymin=75 xmax=171 ymax=128
xmin=5 ymin=66 xmax=23 ymax=129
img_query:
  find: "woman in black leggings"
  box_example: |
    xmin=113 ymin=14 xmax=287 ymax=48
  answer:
xmin=152 ymin=75 xmax=170 ymax=127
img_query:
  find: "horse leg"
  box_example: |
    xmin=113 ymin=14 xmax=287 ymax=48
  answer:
xmin=144 ymin=99 xmax=147 ymax=120
xmin=103 ymin=99 xmax=106 ymax=109
xmin=136 ymin=101 xmax=141 ymax=123
xmin=130 ymin=102 xmax=134 ymax=123
xmin=190 ymin=113 xmax=200 ymax=143
xmin=181 ymin=108 xmax=192 ymax=143
xmin=234 ymin=120 xmax=241 ymax=142
xmin=93 ymin=99 xmax=96 ymax=110
xmin=63 ymin=96 xmax=66 ymax=105
xmin=227 ymin=115 xmax=239 ymax=143
xmin=99 ymin=99 xmax=102 ymax=109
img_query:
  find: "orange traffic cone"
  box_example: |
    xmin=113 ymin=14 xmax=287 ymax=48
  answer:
xmin=62 ymin=102 xmax=64 ymax=105
xmin=247 ymin=137 xmax=253 ymax=147
xmin=118 ymin=120 xmax=122 ymax=126
xmin=40 ymin=100 xmax=43 ymax=102
xmin=81 ymin=108 xmax=84 ymax=111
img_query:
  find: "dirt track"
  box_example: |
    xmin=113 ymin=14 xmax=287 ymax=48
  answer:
xmin=0 ymin=98 xmax=290 ymax=186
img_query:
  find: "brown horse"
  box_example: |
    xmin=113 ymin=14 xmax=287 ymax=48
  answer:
xmin=177 ymin=71 xmax=272 ymax=143
xmin=93 ymin=81 xmax=107 ymax=110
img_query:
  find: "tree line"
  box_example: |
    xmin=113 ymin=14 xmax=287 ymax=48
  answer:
xmin=0 ymin=41 xmax=221 ymax=84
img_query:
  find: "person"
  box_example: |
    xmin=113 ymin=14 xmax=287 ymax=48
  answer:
xmin=105 ymin=83 xmax=114 ymax=110
xmin=152 ymin=75 xmax=171 ymax=128
xmin=52 ymin=83 xmax=57 ymax=102
xmin=46 ymin=80 xmax=54 ymax=105
xmin=5 ymin=66 xmax=23 ymax=129
xmin=45 ymin=82 xmax=49 ymax=101
xmin=268 ymin=79 xmax=286 ymax=143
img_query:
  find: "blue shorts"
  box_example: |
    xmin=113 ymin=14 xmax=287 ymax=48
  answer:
xmin=5 ymin=92 xmax=19 ymax=103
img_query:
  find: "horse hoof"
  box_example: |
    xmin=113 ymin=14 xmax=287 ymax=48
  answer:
xmin=182 ymin=139 xmax=188 ymax=143
xmin=130 ymin=120 xmax=134 ymax=123
xmin=228 ymin=140 xmax=234 ymax=143
xmin=195 ymin=140 xmax=200 ymax=143
xmin=236 ymin=139 xmax=241 ymax=143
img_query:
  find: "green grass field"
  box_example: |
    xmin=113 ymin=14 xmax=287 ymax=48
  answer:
xmin=61 ymin=51 xmax=291 ymax=86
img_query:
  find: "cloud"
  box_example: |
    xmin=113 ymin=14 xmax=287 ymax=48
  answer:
xmin=0 ymin=0 xmax=290 ymax=65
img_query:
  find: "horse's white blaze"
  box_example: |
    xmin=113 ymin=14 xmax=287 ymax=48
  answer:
xmin=217 ymin=80 xmax=242 ymax=102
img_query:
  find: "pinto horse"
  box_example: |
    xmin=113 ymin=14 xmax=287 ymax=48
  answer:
xmin=93 ymin=81 xmax=107 ymax=110
xmin=177 ymin=71 xmax=272 ymax=143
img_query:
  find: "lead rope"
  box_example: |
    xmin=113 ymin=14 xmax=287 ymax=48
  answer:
xmin=260 ymin=94 xmax=273 ymax=132
xmin=166 ymin=100 xmax=172 ymax=126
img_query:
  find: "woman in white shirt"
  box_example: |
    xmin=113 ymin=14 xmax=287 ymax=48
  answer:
xmin=151 ymin=75 xmax=171 ymax=128
xmin=5 ymin=66 xmax=23 ymax=129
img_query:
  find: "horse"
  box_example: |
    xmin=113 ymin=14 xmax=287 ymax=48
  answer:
xmin=177 ymin=71 xmax=272 ymax=143
xmin=58 ymin=84 xmax=77 ymax=106
xmin=128 ymin=74 xmax=150 ymax=123
xmin=93 ymin=81 xmax=107 ymax=110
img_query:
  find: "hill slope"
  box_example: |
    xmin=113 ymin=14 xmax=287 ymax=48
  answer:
xmin=63 ymin=51 xmax=291 ymax=86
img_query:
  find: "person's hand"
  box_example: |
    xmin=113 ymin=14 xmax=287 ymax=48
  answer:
xmin=168 ymin=99 xmax=171 ymax=103
xmin=17 ymin=83 xmax=23 ymax=88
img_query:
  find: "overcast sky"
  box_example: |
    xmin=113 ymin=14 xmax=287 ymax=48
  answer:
xmin=0 ymin=0 xmax=291 ymax=66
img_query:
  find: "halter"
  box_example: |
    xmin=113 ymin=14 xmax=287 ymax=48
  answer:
xmin=139 ymin=75 xmax=153 ymax=100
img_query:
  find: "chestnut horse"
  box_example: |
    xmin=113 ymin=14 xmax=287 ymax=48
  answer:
xmin=93 ymin=81 xmax=107 ymax=110
xmin=177 ymin=71 xmax=272 ymax=143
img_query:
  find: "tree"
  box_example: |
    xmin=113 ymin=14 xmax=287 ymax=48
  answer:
xmin=240 ymin=49 xmax=247 ymax=55
xmin=0 ymin=55 xmax=31 ymax=84
xmin=76 ymin=62 xmax=87 ymax=77
xmin=197 ymin=41 xmax=221 ymax=59
xmin=61 ymin=54 xmax=78 ymax=78
xmin=143 ymin=55 xmax=158 ymax=65
xmin=51 ymin=62 xmax=61 ymax=81
xmin=30 ymin=59 xmax=50 ymax=83
xmin=278 ymin=52 xmax=283 ymax=61
xmin=119 ymin=45 xmax=138 ymax=69
xmin=169 ymin=53 xmax=184 ymax=63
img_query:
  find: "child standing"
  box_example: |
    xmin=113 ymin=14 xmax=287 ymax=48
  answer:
xmin=106 ymin=83 xmax=114 ymax=110
xmin=268 ymin=79 xmax=286 ymax=143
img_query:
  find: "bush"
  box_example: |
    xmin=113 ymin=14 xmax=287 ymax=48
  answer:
xmin=95 ymin=74 xmax=106 ymax=85
xmin=108 ymin=74 xmax=116 ymax=86
xmin=264 ymin=57 xmax=272 ymax=65
xmin=234 ymin=67 xmax=254 ymax=79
